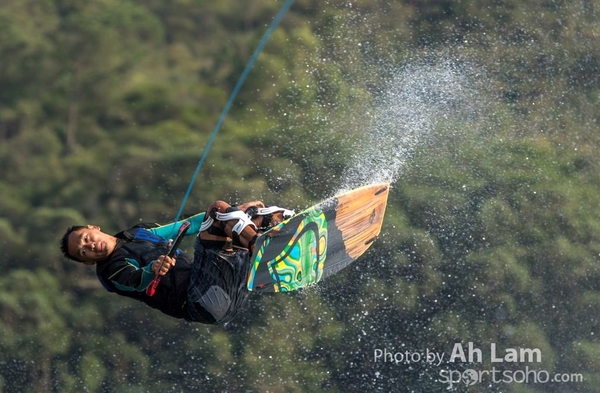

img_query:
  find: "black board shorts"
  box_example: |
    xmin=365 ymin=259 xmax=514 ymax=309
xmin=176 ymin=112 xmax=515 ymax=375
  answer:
xmin=185 ymin=237 xmax=251 ymax=324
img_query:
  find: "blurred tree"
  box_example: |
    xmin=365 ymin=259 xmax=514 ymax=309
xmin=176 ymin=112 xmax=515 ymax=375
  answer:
xmin=0 ymin=269 xmax=72 ymax=392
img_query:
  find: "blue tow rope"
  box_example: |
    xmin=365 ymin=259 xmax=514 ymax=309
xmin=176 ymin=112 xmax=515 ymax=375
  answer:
xmin=172 ymin=0 xmax=295 ymax=227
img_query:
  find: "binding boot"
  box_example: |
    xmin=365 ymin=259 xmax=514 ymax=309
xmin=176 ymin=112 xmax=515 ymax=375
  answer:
xmin=199 ymin=201 xmax=259 ymax=251
xmin=244 ymin=206 xmax=295 ymax=231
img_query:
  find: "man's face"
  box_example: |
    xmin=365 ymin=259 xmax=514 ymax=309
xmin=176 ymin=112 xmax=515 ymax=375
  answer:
xmin=67 ymin=225 xmax=116 ymax=264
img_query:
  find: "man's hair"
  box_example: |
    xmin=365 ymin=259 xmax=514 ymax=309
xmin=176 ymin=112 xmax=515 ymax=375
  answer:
xmin=60 ymin=226 xmax=86 ymax=262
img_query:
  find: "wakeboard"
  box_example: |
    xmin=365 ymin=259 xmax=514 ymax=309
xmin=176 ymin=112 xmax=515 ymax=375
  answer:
xmin=247 ymin=182 xmax=390 ymax=292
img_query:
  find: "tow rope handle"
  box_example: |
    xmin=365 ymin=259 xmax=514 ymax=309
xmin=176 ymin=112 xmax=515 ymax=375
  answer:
xmin=146 ymin=221 xmax=191 ymax=296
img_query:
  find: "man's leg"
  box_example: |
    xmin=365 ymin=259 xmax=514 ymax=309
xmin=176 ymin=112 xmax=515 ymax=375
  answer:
xmin=189 ymin=200 xmax=294 ymax=324
xmin=188 ymin=233 xmax=252 ymax=324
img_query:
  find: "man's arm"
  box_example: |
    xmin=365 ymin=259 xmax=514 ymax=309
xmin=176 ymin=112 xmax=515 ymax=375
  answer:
xmin=148 ymin=212 xmax=205 ymax=240
xmin=102 ymin=256 xmax=156 ymax=292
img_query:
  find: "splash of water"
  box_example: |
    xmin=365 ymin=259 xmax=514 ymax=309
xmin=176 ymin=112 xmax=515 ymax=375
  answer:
xmin=340 ymin=59 xmax=488 ymax=190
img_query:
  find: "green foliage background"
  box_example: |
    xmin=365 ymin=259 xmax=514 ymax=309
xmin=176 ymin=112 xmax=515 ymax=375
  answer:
xmin=0 ymin=0 xmax=599 ymax=392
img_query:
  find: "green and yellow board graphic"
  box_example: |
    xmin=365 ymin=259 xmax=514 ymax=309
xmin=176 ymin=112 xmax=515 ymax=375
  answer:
xmin=247 ymin=183 xmax=390 ymax=292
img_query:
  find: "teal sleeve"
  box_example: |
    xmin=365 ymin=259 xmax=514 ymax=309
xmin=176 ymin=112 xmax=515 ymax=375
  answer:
xmin=148 ymin=212 xmax=206 ymax=240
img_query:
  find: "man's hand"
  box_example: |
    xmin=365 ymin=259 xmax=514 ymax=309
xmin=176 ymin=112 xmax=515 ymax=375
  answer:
xmin=152 ymin=255 xmax=176 ymax=276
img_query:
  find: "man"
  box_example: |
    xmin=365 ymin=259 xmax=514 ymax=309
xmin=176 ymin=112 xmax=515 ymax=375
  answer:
xmin=60 ymin=200 xmax=293 ymax=325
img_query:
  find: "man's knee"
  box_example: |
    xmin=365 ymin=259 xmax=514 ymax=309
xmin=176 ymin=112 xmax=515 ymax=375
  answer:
xmin=206 ymin=200 xmax=232 ymax=218
xmin=198 ymin=285 xmax=231 ymax=322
